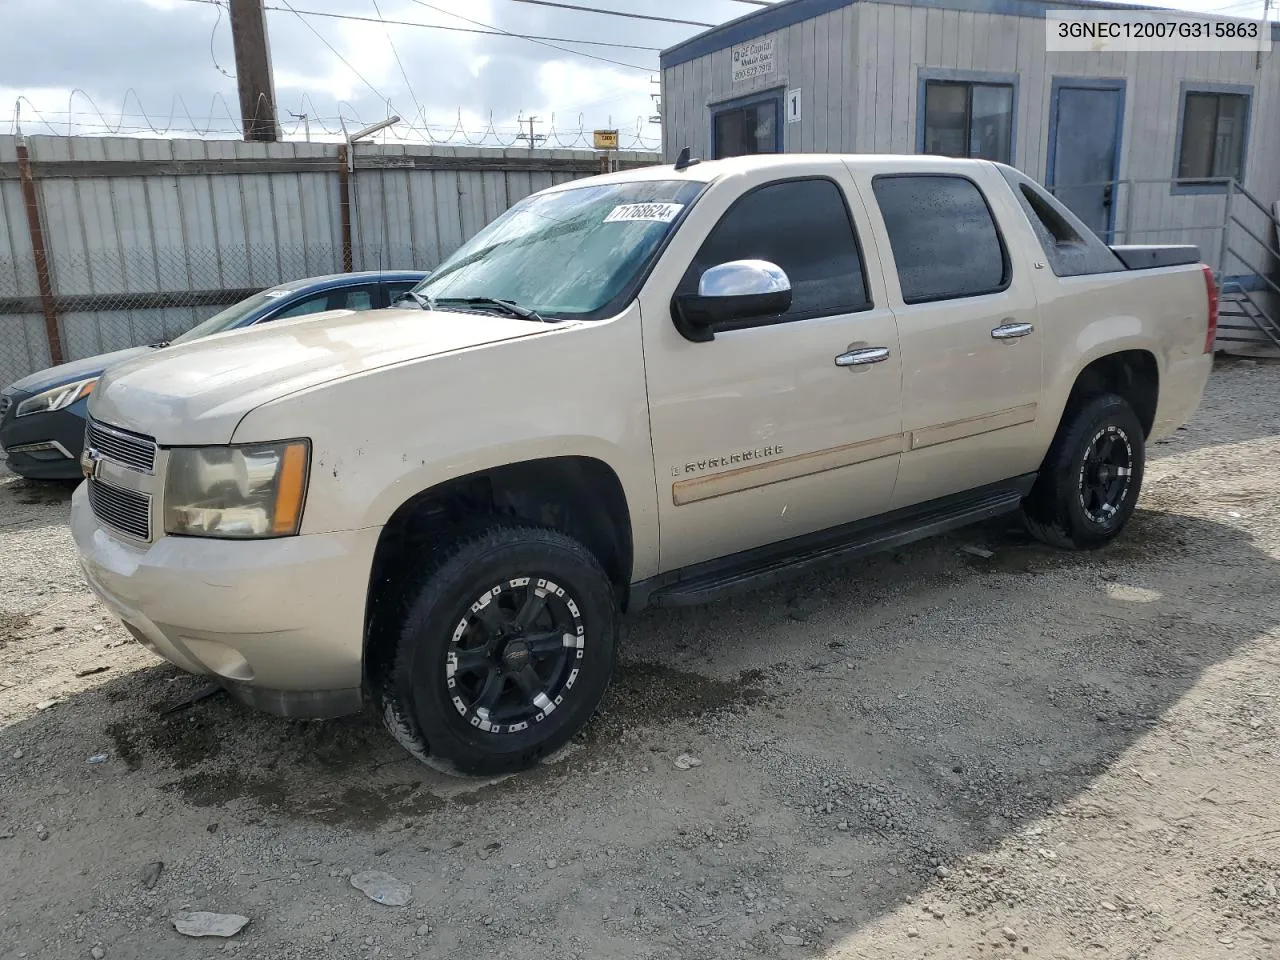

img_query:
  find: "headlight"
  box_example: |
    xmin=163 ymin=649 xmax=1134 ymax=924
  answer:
xmin=164 ymin=440 xmax=310 ymax=539
xmin=15 ymin=377 xmax=98 ymax=417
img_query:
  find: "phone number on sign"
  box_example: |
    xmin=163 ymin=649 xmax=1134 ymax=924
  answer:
xmin=1057 ymin=21 xmax=1259 ymax=38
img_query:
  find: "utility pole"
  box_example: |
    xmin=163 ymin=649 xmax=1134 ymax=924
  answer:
xmin=516 ymin=116 xmax=546 ymax=151
xmin=230 ymin=0 xmax=281 ymax=142
xmin=1258 ymin=0 xmax=1272 ymax=70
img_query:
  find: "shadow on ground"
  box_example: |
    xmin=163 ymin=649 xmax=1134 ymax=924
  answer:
xmin=3 ymin=489 xmax=1273 ymax=955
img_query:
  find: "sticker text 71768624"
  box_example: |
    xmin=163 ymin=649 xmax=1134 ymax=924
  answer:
xmin=603 ymin=203 xmax=685 ymax=224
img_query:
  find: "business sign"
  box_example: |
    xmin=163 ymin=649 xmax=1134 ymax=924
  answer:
xmin=731 ymin=36 xmax=775 ymax=83
xmin=593 ymin=129 xmax=619 ymax=150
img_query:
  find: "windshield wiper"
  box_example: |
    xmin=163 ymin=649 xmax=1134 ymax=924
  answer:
xmin=435 ymin=297 xmax=554 ymax=323
xmin=394 ymin=290 xmax=433 ymax=310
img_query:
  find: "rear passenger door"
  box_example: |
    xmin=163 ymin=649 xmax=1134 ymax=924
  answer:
xmin=849 ymin=163 xmax=1044 ymax=510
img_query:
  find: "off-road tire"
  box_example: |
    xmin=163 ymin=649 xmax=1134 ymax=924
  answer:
xmin=1022 ymin=392 xmax=1146 ymax=550
xmin=377 ymin=521 xmax=617 ymax=775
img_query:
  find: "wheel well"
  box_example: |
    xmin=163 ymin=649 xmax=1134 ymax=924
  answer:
xmin=362 ymin=456 xmax=633 ymax=686
xmin=1066 ymin=351 xmax=1159 ymax=437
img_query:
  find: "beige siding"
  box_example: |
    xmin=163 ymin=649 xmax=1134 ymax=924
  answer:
xmin=660 ymin=8 xmax=858 ymax=162
xmin=662 ymin=0 xmax=1279 ymax=271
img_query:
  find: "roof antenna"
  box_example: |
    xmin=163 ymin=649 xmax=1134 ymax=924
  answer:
xmin=674 ymin=146 xmax=701 ymax=171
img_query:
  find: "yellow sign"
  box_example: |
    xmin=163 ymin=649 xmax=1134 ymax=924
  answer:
xmin=594 ymin=129 xmax=619 ymax=150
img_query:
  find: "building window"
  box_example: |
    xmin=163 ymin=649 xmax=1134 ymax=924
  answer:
xmin=922 ymin=80 xmax=1013 ymax=164
xmin=1177 ymin=90 xmax=1249 ymax=184
xmin=712 ymin=95 xmax=780 ymax=159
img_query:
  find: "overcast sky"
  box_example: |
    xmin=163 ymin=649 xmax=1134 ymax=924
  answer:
xmin=0 ymin=0 xmax=1270 ymax=148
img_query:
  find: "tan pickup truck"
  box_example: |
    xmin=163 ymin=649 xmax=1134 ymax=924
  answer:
xmin=70 ymin=153 xmax=1216 ymax=774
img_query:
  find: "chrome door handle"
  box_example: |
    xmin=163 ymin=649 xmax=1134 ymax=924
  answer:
xmin=991 ymin=322 xmax=1034 ymax=340
xmin=834 ymin=347 xmax=890 ymax=367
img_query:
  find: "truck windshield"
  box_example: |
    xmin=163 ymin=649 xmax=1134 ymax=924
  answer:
xmin=409 ymin=179 xmax=704 ymax=320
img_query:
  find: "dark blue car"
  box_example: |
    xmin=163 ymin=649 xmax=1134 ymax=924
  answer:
xmin=0 ymin=269 xmax=428 ymax=480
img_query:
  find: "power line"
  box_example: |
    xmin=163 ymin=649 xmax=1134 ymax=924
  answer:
xmin=170 ymin=0 xmax=665 ymax=52
xmin=403 ymin=0 xmax=656 ymax=71
xmin=501 ymin=0 xmax=714 ymax=28
xmin=276 ymin=4 xmax=664 ymax=51
xmin=274 ymin=0 xmax=401 ymax=116
xmin=370 ymin=0 xmax=424 ymax=122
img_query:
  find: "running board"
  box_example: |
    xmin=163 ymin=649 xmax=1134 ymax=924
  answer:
xmin=631 ymin=475 xmax=1036 ymax=610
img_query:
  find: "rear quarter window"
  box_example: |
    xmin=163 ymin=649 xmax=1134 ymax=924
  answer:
xmin=996 ymin=166 xmax=1126 ymax=278
xmin=871 ymin=174 xmax=1010 ymax=304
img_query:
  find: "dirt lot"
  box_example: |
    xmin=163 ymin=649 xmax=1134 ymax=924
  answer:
xmin=2 ymin=359 xmax=1278 ymax=960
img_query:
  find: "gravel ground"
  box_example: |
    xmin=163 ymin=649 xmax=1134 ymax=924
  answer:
xmin=1 ymin=358 xmax=1278 ymax=960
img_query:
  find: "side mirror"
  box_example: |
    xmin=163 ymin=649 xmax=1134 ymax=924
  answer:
xmin=671 ymin=259 xmax=792 ymax=342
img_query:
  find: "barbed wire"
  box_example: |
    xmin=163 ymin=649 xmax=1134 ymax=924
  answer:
xmin=5 ymin=95 xmax=662 ymax=150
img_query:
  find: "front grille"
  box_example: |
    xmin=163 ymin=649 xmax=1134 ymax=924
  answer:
xmin=88 ymin=478 xmax=152 ymax=541
xmin=0 ymin=394 xmax=12 ymax=419
xmin=87 ymin=420 xmax=157 ymax=474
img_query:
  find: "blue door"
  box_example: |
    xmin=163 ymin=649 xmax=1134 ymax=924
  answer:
xmin=1048 ymin=80 xmax=1125 ymax=241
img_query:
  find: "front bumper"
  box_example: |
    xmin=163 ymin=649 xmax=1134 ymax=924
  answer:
xmin=0 ymin=395 xmax=89 ymax=480
xmin=71 ymin=484 xmax=382 ymax=718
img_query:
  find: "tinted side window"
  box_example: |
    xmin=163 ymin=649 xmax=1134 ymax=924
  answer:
xmin=681 ymin=178 xmax=870 ymax=324
xmin=995 ymin=166 xmax=1125 ymax=278
xmin=385 ymin=281 xmax=419 ymax=305
xmin=332 ymin=285 xmax=378 ymax=311
xmin=872 ymin=174 xmax=1009 ymax=304
xmin=270 ymin=293 xmax=333 ymax=320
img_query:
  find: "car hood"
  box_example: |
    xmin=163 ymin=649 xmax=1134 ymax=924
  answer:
xmin=6 ymin=345 xmax=154 ymax=395
xmin=88 ymin=308 xmax=559 ymax=444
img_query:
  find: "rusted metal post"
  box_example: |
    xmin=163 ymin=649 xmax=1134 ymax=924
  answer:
xmin=15 ymin=139 xmax=62 ymax=365
xmin=337 ymin=144 xmax=353 ymax=273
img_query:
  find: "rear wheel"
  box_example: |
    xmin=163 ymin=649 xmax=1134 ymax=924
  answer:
xmin=378 ymin=522 xmax=617 ymax=775
xmin=1022 ymin=392 xmax=1146 ymax=550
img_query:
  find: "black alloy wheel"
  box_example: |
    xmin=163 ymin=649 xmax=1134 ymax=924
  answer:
xmin=1077 ymin=423 xmax=1136 ymax=525
xmin=378 ymin=522 xmax=617 ymax=775
xmin=446 ymin=577 xmax=584 ymax=734
xmin=1022 ymin=392 xmax=1146 ymax=550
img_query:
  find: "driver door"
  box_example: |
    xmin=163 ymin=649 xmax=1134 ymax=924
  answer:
xmin=639 ymin=167 xmax=904 ymax=573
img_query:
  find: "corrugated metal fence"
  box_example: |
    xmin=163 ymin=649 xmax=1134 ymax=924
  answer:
xmin=0 ymin=135 xmax=660 ymax=387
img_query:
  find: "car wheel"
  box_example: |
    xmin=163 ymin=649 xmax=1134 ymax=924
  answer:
xmin=379 ymin=521 xmax=617 ymax=775
xmin=1022 ymin=392 xmax=1146 ymax=550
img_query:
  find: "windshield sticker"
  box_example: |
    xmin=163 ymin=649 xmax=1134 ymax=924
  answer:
xmin=604 ymin=202 xmax=685 ymax=224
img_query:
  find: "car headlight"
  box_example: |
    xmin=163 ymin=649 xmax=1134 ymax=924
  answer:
xmin=15 ymin=377 xmax=98 ymax=417
xmin=164 ymin=440 xmax=310 ymax=539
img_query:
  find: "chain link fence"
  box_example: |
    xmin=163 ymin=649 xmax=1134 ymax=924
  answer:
xmin=0 ymin=244 xmax=349 ymax=389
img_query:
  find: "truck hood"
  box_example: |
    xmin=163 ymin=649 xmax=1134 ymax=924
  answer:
xmin=87 ymin=307 xmax=555 ymax=444
xmin=7 ymin=344 xmax=154 ymax=394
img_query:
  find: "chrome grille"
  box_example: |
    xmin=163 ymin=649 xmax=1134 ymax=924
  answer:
xmin=87 ymin=478 xmax=152 ymax=541
xmin=0 ymin=394 xmax=11 ymax=419
xmin=87 ymin=420 xmax=157 ymax=474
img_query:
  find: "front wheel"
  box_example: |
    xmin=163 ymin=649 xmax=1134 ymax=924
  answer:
xmin=379 ymin=522 xmax=617 ymax=775
xmin=1022 ymin=392 xmax=1146 ymax=550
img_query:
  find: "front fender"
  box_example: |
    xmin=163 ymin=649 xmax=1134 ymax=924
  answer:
xmin=231 ymin=305 xmax=661 ymax=579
